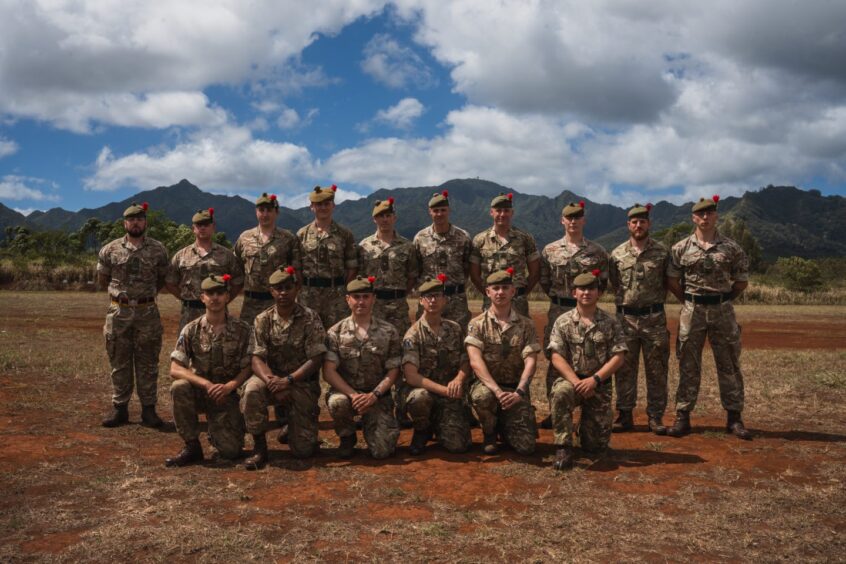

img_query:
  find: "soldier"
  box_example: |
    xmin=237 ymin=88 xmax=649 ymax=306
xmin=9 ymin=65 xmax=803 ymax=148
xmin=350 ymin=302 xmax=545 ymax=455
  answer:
xmin=97 ymin=202 xmax=169 ymax=428
xmin=166 ymin=208 xmax=244 ymax=331
xmin=165 ymin=274 xmax=252 ymax=467
xmin=666 ymin=196 xmax=751 ymax=440
xmin=241 ymin=266 xmax=327 ymax=469
xmin=469 ymin=193 xmax=541 ymax=317
xmin=323 ymin=276 xmax=402 ymax=459
xmin=538 ymin=201 xmax=609 ymax=429
xmin=233 ymin=192 xmax=301 ymax=326
xmin=608 ymin=203 xmax=671 ymax=435
xmin=413 ymin=190 xmax=473 ymax=329
xmin=297 ymin=184 xmax=358 ymax=330
xmin=547 ymin=270 xmax=627 ymax=470
xmin=402 ymin=274 xmax=472 ymax=455
xmin=465 ymin=268 xmax=541 ymax=455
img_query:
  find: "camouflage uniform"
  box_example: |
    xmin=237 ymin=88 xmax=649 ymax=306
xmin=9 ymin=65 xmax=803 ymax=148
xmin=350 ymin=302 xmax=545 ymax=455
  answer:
xmin=402 ymin=317 xmax=471 ymax=453
xmin=233 ymin=226 xmax=301 ymax=325
xmin=297 ymin=221 xmax=358 ymax=329
xmin=167 ymin=242 xmax=244 ymax=330
xmin=358 ymin=232 xmax=418 ymax=336
xmin=413 ymin=224 xmax=473 ymax=329
xmin=465 ymin=309 xmax=541 ymax=455
xmin=669 ymin=232 xmax=749 ymax=412
xmin=325 ymin=316 xmax=402 ymax=459
xmin=243 ymin=304 xmax=327 ymax=458
xmin=548 ymin=308 xmax=628 ymax=451
xmin=609 ymin=238 xmax=670 ymax=418
xmin=170 ymin=314 xmax=252 ymax=458
xmin=98 ymin=236 xmax=169 ymax=407
xmin=470 ymin=226 xmax=540 ymax=317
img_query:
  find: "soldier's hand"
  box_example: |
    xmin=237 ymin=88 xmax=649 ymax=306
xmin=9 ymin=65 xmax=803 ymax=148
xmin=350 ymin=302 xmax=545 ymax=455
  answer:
xmin=573 ymin=378 xmax=596 ymax=398
xmin=267 ymin=375 xmax=289 ymax=394
xmin=446 ymin=378 xmax=464 ymax=399
xmin=351 ymin=392 xmax=376 ymax=414
xmin=499 ymin=391 xmax=522 ymax=410
xmin=207 ymin=383 xmax=230 ymax=404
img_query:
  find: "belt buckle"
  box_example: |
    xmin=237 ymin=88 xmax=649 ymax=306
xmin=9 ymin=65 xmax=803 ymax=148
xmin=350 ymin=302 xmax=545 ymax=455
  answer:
xmin=128 ymin=298 xmax=138 ymax=306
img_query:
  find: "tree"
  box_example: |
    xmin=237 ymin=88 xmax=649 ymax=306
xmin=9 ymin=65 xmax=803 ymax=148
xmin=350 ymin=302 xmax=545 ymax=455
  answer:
xmin=653 ymin=222 xmax=692 ymax=248
xmin=771 ymin=256 xmax=824 ymax=292
xmin=721 ymin=218 xmax=763 ymax=272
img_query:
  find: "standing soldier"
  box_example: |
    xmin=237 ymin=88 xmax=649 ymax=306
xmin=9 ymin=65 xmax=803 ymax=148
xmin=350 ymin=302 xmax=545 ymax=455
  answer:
xmin=413 ymin=190 xmax=473 ymax=330
xmin=234 ymin=192 xmax=301 ymax=326
xmin=469 ymin=193 xmax=540 ymax=317
xmin=547 ymin=270 xmax=627 ymax=470
xmin=323 ymin=276 xmax=402 ymax=459
xmin=165 ymin=274 xmax=252 ymax=467
xmin=608 ymin=203 xmax=671 ymax=435
xmin=166 ymin=208 xmax=244 ymax=331
xmin=402 ymin=274 xmax=472 ymax=456
xmin=666 ymin=196 xmax=751 ymax=440
xmin=465 ymin=268 xmax=541 ymax=455
xmin=538 ymin=201 xmax=609 ymax=429
xmin=297 ymin=184 xmax=358 ymax=330
xmin=241 ymin=266 xmax=327 ymax=469
xmin=97 ymin=202 xmax=169 ymax=428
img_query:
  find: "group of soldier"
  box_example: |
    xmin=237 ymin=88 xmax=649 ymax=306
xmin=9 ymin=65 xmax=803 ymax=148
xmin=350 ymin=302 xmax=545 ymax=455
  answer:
xmin=95 ymin=184 xmax=751 ymax=472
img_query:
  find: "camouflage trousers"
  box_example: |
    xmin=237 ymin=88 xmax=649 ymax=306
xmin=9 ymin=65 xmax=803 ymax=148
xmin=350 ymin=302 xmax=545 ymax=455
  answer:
xmin=481 ymin=294 xmax=529 ymax=317
xmin=676 ymin=301 xmax=744 ymax=412
xmin=326 ymin=391 xmax=399 ymax=459
xmin=405 ymin=388 xmax=471 ymax=453
xmin=615 ymin=311 xmax=669 ymax=417
xmin=550 ymin=377 xmax=612 ymax=451
xmin=242 ymin=375 xmax=320 ymax=458
xmin=469 ymin=380 xmax=536 ymax=455
xmin=543 ymin=303 xmax=575 ymax=397
xmin=239 ymin=295 xmax=274 ymax=326
xmin=179 ymin=303 xmax=206 ymax=332
xmin=416 ymin=293 xmax=471 ymax=331
xmin=171 ymin=379 xmax=244 ymax=459
xmin=299 ymin=286 xmax=348 ymax=330
xmin=103 ymin=303 xmax=162 ymax=406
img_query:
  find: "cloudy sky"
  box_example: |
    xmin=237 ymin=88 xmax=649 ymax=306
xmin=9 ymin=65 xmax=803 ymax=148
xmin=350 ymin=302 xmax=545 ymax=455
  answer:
xmin=1 ymin=0 xmax=845 ymax=214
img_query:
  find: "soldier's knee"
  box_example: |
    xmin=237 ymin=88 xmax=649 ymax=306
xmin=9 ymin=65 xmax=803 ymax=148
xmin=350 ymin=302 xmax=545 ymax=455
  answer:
xmin=369 ymin=445 xmax=395 ymax=460
xmin=170 ymin=379 xmax=193 ymax=397
xmin=327 ymin=393 xmax=351 ymax=412
xmin=442 ymin=436 xmax=471 ymax=454
xmin=512 ymin=441 xmax=536 ymax=456
xmin=290 ymin=442 xmax=315 ymax=459
xmin=216 ymin=441 xmax=244 ymax=460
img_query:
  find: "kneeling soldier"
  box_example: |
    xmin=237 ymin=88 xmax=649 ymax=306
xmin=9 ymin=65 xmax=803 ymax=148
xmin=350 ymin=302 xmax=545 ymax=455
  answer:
xmin=323 ymin=276 xmax=402 ymax=459
xmin=166 ymin=274 xmax=252 ymax=467
xmin=242 ymin=266 xmax=326 ymax=469
xmin=402 ymin=274 xmax=472 ymax=455
xmin=548 ymin=270 xmax=627 ymax=470
xmin=466 ymin=268 xmax=541 ymax=455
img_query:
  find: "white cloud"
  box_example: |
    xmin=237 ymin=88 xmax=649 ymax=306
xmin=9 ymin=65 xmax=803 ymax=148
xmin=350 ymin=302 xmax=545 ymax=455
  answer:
xmin=0 ymin=175 xmax=60 ymax=202
xmin=372 ymin=97 xmax=424 ymax=129
xmin=0 ymin=136 xmax=18 ymax=158
xmin=276 ymin=107 xmax=319 ymax=130
xmin=361 ymin=33 xmax=436 ymax=89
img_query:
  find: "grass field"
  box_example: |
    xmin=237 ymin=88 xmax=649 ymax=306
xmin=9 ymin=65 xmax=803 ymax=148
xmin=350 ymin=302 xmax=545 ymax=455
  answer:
xmin=0 ymin=292 xmax=844 ymax=562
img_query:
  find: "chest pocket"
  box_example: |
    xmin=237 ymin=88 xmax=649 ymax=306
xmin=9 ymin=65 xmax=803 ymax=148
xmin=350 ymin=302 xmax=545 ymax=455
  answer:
xmin=585 ymin=331 xmax=607 ymax=360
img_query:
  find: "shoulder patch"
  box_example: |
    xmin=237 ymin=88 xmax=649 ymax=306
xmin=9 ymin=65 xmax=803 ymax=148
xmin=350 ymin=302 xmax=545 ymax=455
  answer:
xmin=403 ymin=339 xmax=414 ymax=350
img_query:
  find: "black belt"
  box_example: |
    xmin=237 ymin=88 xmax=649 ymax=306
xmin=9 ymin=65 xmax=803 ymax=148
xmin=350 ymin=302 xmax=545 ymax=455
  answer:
xmin=684 ymin=292 xmax=733 ymax=305
xmin=375 ymin=289 xmax=407 ymax=300
xmin=244 ymin=290 xmax=273 ymax=300
xmin=616 ymin=303 xmax=664 ymax=316
xmin=443 ymin=284 xmax=465 ymax=296
xmin=550 ymin=295 xmax=577 ymax=307
xmin=111 ymin=296 xmax=155 ymax=306
xmin=303 ymin=276 xmax=345 ymax=288
xmin=516 ymin=287 xmax=526 ymax=297
xmin=182 ymin=299 xmax=205 ymax=309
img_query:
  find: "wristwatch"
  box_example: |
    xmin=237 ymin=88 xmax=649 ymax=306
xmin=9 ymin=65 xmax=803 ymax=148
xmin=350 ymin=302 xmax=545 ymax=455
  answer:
xmin=372 ymin=387 xmax=382 ymax=398
xmin=593 ymin=375 xmax=602 ymax=386
xmin=515 ymin=388 xmax=527 ymax=398
xmin=286 ymin=375 xmax=295 ymax=385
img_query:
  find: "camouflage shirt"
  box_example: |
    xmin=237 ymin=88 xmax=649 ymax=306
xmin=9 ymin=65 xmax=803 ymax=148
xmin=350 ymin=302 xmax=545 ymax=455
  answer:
xmin=166 ymin=242 xmax=245 ymax=300
xmin=464 ymin=308 xmax=541 ymax=386
xmin=297 ymin=220 xmax=358 ymax=278
xmin=234 ymin=226 xmax=301 ymax=292
xmin=325 ymin=316 xmax=402 ymax=391
xmin=402 ymin=317 xmax=468 ymax=385
xmin=540 ymin=237 xmax=609 ymax=297
xmin=547 ymin=308 xmax=628 ymax=376
xmin=171 ymin=314 xmax=253 ymax=384
xmin=97 ymin=235 xmax=169 ymax=300
xmin=251 ymin=303 xmax=327 ymax=375
xmin=470 ymin=226 xmax=540 ymax=288
xmin=358 ymin=232 xmax=418 ymax=289
xmin=668 ymin=231 xmax=749 ymax=294
xmin=413 ymin=224 xmax=472 ymax=284
xmin=609 ymin=238 xmax=669 ymax=306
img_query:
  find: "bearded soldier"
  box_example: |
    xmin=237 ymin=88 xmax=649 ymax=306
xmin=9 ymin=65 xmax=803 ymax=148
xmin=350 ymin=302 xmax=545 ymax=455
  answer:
xmin=97 ymin=202 xmax=169 ymax=428
xmin=666 ymin=196 xmax=751 ymax=440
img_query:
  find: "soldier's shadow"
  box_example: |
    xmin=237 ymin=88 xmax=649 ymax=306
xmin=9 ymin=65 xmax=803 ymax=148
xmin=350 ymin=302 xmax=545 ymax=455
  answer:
xmin=580 ymin=448 xmax=705 ymax=472
xmin=689 ymin=425 xmax=846 ymax=443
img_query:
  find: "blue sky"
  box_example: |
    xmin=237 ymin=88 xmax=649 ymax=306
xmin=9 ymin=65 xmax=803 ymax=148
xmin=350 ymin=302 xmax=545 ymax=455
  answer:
xmin=1 ymin=1 xmax=845 ymax=215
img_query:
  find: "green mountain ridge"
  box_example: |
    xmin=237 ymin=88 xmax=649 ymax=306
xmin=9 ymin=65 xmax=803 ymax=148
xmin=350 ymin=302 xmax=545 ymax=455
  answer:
xmin=2 ymin=179 xmax=844 ymax=260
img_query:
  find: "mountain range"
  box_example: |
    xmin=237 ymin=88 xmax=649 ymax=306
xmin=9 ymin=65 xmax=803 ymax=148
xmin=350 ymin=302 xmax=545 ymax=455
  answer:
xmin=1 ymin=178 xmax=844 ymax=260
